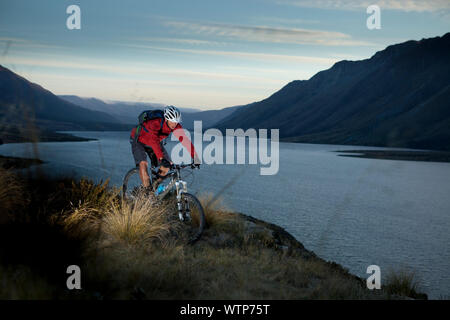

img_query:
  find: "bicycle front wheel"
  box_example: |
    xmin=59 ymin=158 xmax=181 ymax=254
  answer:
xmin=177 ymin=192 xmax=205 ymax=244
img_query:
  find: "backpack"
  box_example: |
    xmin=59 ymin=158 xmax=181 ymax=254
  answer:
xmin=133 ymin=109 xmax=165 ymax=143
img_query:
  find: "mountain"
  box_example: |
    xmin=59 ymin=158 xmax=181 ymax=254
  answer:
xmin=58 ymin=95 xmax=200 ymax=124
xmin=59 ymin=95 xmax=241 ymax=130
xmin=214 ymin=33 xmax=450 ymax=151
xmin=180 ymin=105 xmax=242 ymax=130
xmin=0 ymin=65 xmax=241 ymax=140
xmin=58 ymin=95 xmax=131 ymax=124
xmin=0 ymin=65 xmax=132 ymax=132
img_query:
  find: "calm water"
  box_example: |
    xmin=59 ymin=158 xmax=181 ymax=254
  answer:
xmin=1 ymin=131 xmax=449 ymax=299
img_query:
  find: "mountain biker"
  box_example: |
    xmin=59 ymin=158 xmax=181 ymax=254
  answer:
xmin=130 ymin=105 xmax=200 ymax=191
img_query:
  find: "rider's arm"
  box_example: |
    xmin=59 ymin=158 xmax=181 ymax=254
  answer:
xmin=172 ymin=124 xmax=200 ymax=163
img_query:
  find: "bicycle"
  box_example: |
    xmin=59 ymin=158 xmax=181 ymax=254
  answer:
xmin=122 ymin=160 xmax=205 ymax=244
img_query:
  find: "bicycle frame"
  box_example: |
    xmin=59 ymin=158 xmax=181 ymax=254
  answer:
xmin=153 ymin=165 xmax=192 ymax=221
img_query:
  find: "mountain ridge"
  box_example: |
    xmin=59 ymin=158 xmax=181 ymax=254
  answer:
xmin=0 ymin=65 xmax=131 ymax=132
xmin=213 ymin=32 xmax=450 ymax=151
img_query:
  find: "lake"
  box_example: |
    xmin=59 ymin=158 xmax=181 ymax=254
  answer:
xmin=1 ymin=131 xmax=449 ymax=299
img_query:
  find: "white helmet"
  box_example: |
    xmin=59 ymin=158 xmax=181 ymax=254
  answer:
xmin=164 ymin=105 xmax=181 ymax=123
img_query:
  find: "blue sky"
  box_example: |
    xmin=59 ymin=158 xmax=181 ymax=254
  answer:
xmin=1 ymin=0 xmax=449 ymax=110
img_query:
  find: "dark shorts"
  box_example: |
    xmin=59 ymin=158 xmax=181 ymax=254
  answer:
xmin=130 ymin=137 xmax=171 ymax=168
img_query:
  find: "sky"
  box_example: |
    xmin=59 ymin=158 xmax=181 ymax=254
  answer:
xmin=1 ymin=0 xmax=449 ymax=110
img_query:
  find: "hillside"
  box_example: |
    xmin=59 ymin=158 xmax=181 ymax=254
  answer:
xmin=59 ymin=95 xmax=167 ymax=125
xmin=0 ymin=66 xmax=132 ymax=135
xmin=0 ymin=166 xmax=427 ymax=299
xmin=59 ymin=95 xmax=241 ymax=130
xmin=214 ymin=33 xmax=450 ymax=151
xmin=0 ymin=64 xmax=241 ymax=142
xmin=181 ymin=105 xmax=242 ymax=130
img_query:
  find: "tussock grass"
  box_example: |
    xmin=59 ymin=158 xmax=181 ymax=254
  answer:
xmin=57 ymin=178 xmax=120 ymax=238
xmin=68 ymin=178 xmax=117 ymax=209
xmin=197 ymin=192 xmax=246 ymax=245
xmin=101 ymin=194 xmax=175 ymax=247
xmin=198 ymin=193 xmax=236 ymax=227
xmin=0 ymin=168 xmax=27 ymax=223
xmin=384 ymin=268 xmax=426 ymax=299
xmin=62 ymin=202 xmax=104 ymax=239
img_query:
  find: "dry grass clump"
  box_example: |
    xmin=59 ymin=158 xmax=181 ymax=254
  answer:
xmin=61 ymin=186 xmax=180 ymax=249
xmin=68 ymin=178 xmax=118 ymax=210
xmin=0 ymin=168 xmax=27 ymax=223
xmin=101 ymin=194 xmax=176 ymax=247
xmin=384 ymin=268 xmax=426 ymax=299
xmin=196 ymin=192 xmax=245 ymax=244
xmin=59 ymin=178 xmax=120 ymax=239
xmin=197 ymin=192 xmax=237 ymax=227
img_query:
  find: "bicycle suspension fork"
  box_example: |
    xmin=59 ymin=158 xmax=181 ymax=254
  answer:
xmin=175 ymin=180 xmax=189 ymax=221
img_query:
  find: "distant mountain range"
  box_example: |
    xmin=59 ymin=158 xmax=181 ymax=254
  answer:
xmin=1 ymin=32 xmax=449 ymax=150
xmin=0 ymin=65 xmax=238 ymax=141
xmin=181 ymin=105 xmax=242 ymax=130
xmin=58 ymin=95 xmax=201 ymax=125
xmin=214 ymin=33 xmax=450 ymax=151
xmin=58 ymin=95 xmax=235 ymax=130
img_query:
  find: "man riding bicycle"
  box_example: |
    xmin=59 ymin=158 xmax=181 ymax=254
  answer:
xmin=130 ymin=105 xmax=200 ymax=191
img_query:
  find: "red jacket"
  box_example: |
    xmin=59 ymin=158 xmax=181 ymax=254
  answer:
xmin=130 ymin=118 xmax=197 ymax=160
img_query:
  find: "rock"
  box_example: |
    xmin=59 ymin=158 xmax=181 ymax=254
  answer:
xmin=236 ymin=212 xmax=317 ymax=259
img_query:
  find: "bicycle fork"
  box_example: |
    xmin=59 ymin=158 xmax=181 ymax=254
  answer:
xmin=175 ymin=180 xmax=189 ymax=221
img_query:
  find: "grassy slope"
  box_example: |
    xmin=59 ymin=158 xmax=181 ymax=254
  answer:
xmin=0 ymin=169 xmax=427 ymax=300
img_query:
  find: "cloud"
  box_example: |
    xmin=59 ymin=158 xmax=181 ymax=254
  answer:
xmin=275 ymin=0 xmax=450 ymax=12
xmin=16 ymin=70 xmax=278 ymax=109
xmin=122 ymin=43 xmax=339 ymax=65
xmin=4 ymin=55 xmax=284 ymax=85
xmin=251 ymin=16 xmax=321 ymax=25
xmin=133 ymin=37 xmax=227 ymax=46
xmin=163 ymin=21 xmax=373 ymax=46
xmin=0 ymin=37 xmax=65 ymax=50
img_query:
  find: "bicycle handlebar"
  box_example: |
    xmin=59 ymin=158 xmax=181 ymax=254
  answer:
xmin=171 ymin=163 xmax=200 ymax=170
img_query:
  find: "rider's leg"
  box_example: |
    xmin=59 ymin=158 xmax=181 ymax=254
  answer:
xmin=155 ymin=142 xmax=172 ymax=180
xmin=130 ymin=138 xmax=151 ymax=188
xmin=138 ymin=161 xmax=150 ymax=188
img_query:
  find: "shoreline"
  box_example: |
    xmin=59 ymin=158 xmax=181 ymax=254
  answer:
xmin=222 ymin=212 xmax=428 ymax=299
xmin=2 ymin=129 xmax=449 ymax=163
xmin=0 ymin=130 xmax=96 ymax=145
xmin=334 ymin=150 xmax=450 ymax=163
xmin=0 ymin=155 xmax=44 ymax=169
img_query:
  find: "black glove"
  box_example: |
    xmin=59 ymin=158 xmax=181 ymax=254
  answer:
xmin=191 ymin=162 xmax=200 ymax=169
xmin=159 ymin=158 xmax=171 ymax=168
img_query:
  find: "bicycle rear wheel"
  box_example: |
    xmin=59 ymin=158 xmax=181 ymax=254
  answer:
xmin=176 ymin=192 xmax=205 ymax=244
xmin=122 ymin=167 xmax=150 ymax=202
